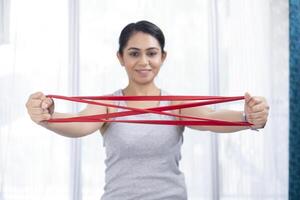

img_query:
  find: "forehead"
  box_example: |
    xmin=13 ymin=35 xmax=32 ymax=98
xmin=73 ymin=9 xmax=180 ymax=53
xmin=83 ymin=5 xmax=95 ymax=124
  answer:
xmin=125 ymin=32 xmax=160 ymax=50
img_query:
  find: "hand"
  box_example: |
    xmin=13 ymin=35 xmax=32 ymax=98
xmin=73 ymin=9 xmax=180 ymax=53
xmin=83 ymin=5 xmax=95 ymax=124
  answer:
xmin=244 ymin=92 xmax=269 ymax=129
xmin=25 ymin=92 xmax=54 ymax=124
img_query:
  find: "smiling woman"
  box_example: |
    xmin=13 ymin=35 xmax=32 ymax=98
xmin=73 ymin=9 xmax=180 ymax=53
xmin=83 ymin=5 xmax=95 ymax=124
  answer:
xmin=25 ymin=20 xmax=269 ymax=200
xmin=117 ymin=21 xmax=166 ymax=89
xmin=0 ymin=0 xmax=288 ymax=199
xmin=117 ymin=32 xmax=165 ymax=88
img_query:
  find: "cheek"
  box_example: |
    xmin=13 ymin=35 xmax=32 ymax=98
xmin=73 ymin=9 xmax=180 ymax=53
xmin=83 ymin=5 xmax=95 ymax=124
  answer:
xmin=124 ymin=60 xmax=136 ymax=68
xmin=122 ymin=55 xmax=137 ymax=66
xmin=150 ymin=58 xmax=163 ymax=68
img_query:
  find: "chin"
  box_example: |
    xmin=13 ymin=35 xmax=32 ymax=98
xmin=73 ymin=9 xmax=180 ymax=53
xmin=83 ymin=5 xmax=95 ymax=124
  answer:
xmin=134 ymin=77 xmax=155 ymax=85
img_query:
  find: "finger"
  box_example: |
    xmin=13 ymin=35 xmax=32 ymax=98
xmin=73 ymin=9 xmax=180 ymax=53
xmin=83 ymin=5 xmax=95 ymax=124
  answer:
xmin=41 ymin=113 xmax=51 ymax=121
xmin=32 ymin=114 xmax=51 ymax=122
xmin=41 ymin=98 xmax=53 ymax=109
xmin=253 ymin=97 xmax=263 ymax=105
xmin=42 ymin=109 xmax=50 ymax=114
xmin=29 ymin=108 xmax=46 ymax=115
xmin=247 ymin=97 xmax=262 ymax=108
xmin=31 ymin=108 xmax=50 ymax=115
xmin=28 ymin=99 xmax=43 ymax=108
xmin=247 ymin=111 xmax=268 ymax=120
xmin=29 ymin=92 xmax=45 ymax=99
xmin=250 ymin=118 xmax=266 ymax=126
xmin=244 ymin=92 xmax=251 ymax=104
xmin=41 ymin=96 xmax=47 ymax=101
xmin=250 ymin=104 xmax=266 ymax=113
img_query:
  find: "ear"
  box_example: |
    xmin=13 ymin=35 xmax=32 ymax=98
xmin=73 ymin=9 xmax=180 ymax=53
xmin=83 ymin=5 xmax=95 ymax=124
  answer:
xmin=161 ymin=51 xmax=167 ymax=63
xmin=117 ymin=52 xmax=125 ymax=66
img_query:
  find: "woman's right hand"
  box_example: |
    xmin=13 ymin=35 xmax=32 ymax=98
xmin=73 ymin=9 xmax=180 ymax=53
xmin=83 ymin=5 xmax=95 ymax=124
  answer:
xmin=26 ymin=92 xmax=54 ymax=124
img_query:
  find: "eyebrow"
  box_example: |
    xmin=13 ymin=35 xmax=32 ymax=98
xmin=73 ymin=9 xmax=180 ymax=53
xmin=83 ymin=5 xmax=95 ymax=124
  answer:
xmin=127 ymin=47 xmax=160 ymax=51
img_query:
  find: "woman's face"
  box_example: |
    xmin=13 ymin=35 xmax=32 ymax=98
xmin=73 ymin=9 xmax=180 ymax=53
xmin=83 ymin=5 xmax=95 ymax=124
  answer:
xmin=117 ymin=32 xmax=166 ymax=85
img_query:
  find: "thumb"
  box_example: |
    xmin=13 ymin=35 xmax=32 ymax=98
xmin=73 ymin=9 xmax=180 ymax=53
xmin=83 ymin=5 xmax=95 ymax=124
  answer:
xmin=41 ymin=98 xmax=54 ymax=109
xmin=244 ymin=92 xmax=251 ymax=104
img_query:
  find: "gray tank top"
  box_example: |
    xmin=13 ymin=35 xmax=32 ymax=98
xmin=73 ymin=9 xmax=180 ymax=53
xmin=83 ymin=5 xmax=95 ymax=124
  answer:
xmin=101 ymin=89 xmax=187 ymax=200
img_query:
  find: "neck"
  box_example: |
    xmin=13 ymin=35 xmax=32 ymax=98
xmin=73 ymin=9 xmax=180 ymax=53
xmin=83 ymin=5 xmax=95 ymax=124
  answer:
xmin=123 ymin=82 xmax=160 ymax=96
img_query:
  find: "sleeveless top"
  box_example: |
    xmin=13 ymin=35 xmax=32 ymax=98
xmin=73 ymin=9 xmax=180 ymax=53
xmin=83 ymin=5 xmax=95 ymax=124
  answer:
xmin=101 ymin=89 xmax=187 ymax=200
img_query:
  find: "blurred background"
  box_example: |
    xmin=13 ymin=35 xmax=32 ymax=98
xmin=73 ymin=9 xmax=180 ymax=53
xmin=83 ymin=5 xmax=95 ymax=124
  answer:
xmin=0 ymin=0 xmax=289 ymax=199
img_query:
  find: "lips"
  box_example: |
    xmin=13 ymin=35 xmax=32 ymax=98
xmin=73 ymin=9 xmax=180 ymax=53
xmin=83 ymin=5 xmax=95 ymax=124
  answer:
xmin=135 ymin=69 xmax=151 ymax=77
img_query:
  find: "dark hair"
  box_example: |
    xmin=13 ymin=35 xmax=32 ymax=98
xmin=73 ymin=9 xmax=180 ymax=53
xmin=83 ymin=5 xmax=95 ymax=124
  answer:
xmin=118 ymin=20 xmax=165 ymax=55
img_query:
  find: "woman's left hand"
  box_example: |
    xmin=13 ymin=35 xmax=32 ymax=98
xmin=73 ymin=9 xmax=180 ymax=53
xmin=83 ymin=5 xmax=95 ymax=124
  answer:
xmin=244 ymin=92 xmax=270 ymax=129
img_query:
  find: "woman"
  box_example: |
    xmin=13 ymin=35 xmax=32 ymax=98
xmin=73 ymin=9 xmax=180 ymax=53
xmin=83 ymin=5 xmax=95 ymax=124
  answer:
xmin=26 ymin=20 xmax=269 ymax=200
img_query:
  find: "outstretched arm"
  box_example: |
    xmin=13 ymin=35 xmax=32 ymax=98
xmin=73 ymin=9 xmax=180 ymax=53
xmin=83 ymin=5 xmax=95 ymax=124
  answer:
xmin=180 ymin=93 xmax=269 ymax=133
xmin=26 ymin=92 xmax=107 ymax=138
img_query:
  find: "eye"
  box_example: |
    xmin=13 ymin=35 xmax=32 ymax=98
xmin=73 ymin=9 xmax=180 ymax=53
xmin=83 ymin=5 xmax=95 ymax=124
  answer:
xmin=147 ymin=51 xmax=158 ymax=57
xmin=129 ymin=51 xmax=139 ymax=57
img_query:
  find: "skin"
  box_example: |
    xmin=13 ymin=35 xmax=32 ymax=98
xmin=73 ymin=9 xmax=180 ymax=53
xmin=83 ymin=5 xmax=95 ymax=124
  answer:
xmin=26 ymin=31 xmax=269 ymax=137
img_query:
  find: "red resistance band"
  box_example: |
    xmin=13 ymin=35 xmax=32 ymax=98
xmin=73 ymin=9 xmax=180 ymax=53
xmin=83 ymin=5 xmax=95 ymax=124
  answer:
xmin=45 ymin=94 xmax=252 ymax=127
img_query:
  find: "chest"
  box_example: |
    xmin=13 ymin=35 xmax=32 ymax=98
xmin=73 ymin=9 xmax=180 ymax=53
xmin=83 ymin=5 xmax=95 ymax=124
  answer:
xmin=106 ymin=100 xmax=181 ymax=116
xmin=103 ymin=119 xmax=183 ymax=158
xmin=102 ymin=99 xmax=183 ymax=156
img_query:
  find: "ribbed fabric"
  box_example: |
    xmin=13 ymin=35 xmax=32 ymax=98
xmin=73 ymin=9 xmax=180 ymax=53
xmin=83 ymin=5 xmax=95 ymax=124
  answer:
xmin=101 ymin=89 xmax=187 ymax=200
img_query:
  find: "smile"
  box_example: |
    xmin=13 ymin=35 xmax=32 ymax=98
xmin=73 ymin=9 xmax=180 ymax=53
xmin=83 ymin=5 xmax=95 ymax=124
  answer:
xmin=135 ymin=69 xmax=152 ymax=76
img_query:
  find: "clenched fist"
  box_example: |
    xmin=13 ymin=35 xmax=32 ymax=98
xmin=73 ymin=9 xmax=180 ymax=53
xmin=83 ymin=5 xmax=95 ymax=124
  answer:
xmin=244 ymin=92 xmax=269 ymax=130
xmin=26 ymin=92 xmax=54 ymax=124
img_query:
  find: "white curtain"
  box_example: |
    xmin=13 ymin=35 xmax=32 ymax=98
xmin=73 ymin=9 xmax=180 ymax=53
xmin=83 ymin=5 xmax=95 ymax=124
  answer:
xmin=0 ymin=0 xmax=72 ymax=199
xmin=216 ymin=0 xmax=289 ymax=199
xmin=0 ymin=0 xmax=288 ymax=200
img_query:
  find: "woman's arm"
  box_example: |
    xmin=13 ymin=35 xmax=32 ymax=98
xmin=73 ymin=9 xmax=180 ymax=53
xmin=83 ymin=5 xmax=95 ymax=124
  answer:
xmin=180 ymin=93 xmax=269 ymax=133
xmin=26 ymin=92 xmax=107 ymax=138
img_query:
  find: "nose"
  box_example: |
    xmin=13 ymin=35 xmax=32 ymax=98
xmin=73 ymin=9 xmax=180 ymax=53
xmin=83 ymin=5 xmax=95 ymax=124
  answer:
xmin=139 ymin=54 xmax=150 ymax=67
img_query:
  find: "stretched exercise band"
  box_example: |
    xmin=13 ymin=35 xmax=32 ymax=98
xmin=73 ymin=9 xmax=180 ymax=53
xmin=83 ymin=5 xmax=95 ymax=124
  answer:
xmin=45 ymin=94 xmax=252 ymax=126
